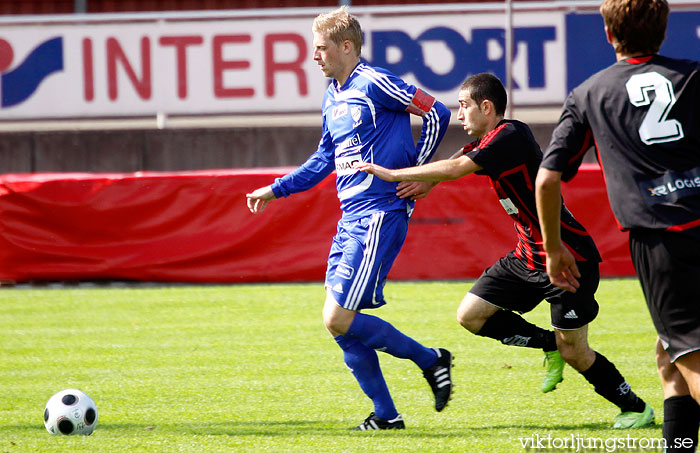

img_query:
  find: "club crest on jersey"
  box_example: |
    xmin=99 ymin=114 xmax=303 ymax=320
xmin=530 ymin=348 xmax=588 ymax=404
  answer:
xmin=351 ymin=105 xmax=362 ymax=128
xmin=332 ymin=103 xmax=348 ymax=120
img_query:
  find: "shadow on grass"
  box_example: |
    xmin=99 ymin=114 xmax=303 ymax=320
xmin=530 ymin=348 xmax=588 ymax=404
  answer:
xmin=93 ymin=420 xmax=336 ymax=437
xmin=87 ymin=419 xmax=648 ymax=438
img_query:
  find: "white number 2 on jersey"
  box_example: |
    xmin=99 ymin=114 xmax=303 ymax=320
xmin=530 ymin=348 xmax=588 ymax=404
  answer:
xmin=625 ymin=71 xmax=684 ymax=145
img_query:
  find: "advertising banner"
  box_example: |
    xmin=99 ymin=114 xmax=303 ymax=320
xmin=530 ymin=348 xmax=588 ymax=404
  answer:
xmin=0 ymin=165 xmax=632 ymax=283
xmin=0 ymin=3 xmax=698 ymax=119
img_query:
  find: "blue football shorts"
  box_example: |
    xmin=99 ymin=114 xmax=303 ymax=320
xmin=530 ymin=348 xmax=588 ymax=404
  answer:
xmin=325 ymin=210 xmax=408 ymax=311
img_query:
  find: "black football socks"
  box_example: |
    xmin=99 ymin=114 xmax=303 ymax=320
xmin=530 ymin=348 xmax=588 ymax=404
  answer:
xmin=663 ymin=395 xmax=700 ymax=452
xmin=477 ymin=310 xmax=557 ymax=352
xmin=580 ymin=352 xmax=646 ymax=413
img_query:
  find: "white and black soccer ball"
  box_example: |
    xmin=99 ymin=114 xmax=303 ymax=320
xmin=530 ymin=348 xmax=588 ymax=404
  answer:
xmin=43 ymin=389 xmax=98 ymax=435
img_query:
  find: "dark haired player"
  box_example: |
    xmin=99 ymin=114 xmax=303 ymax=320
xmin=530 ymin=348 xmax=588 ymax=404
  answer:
xmin=359 ymin=72 xmax=654 ymax=428
xmin=246 ymin=7 xmax=453 ymax=430
xmin=536 ymin=0 xmax=700 ymax=449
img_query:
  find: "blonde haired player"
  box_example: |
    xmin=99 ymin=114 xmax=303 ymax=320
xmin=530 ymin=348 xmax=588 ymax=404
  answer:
xmin=247 ymin=7 xmax=452 ymax=430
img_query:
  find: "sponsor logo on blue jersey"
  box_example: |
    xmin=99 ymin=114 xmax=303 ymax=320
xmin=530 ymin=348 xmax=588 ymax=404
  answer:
xmin=335 ymin=133 xmax=362 ymax=156
xmin=335 ymin=154 xmax=362 ymax=176
xmin=332 ymin=102 xmax=348 ymax=120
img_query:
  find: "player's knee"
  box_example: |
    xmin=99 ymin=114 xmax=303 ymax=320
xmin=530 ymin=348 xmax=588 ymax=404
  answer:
xmin=556 ymin=339 xmax=593 ymax=371
xmin=457 ymin=294 xmax=498 ymax=334
xmin=456 ymin=305 xmax=467 ymax=328
xmin=657 ymin=355 xmax=676 ymax=382
xmin=655 ymin=342 xmax=684 ymax=389
xmin=670 ymin=351 xmax=700 ymax=401
xmin=456 ymin=305 xmax=480 ymax=333
xmin=679 ymin=372 xmax=700 ymax=403
xmin=323 ymin=310 xmax=345 ymax=336
xmin=456 ymin=297 xmax=480 ymax=333
xmin=456 ymin=301 xmax=466 ymax=322
xmin=322 ymin=299 xmax=355 ymax=336
xmin=558 ymin=343 xmax=578 ymax=363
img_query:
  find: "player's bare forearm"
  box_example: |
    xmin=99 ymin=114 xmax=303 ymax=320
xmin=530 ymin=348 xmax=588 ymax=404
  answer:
xmin=535 ymin=168 xmax=581 ymax=292
xmin=355 ymin=163 xmax=400 ymax=182
xmin=246 ymin=185 xmax=277 ymax=214
xmin=357 ymin=155 xmax=479 ymax=183
xmin=535 ymin=168 xmax=565 ymax=252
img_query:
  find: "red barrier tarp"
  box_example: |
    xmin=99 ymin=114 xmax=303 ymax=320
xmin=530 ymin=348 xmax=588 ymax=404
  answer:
xmin=0 ymin=164 xmax=633 ymax=283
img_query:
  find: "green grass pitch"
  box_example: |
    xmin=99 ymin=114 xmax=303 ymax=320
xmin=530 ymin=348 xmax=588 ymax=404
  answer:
xmin=0 ymin=279 xmax=663 ymax=452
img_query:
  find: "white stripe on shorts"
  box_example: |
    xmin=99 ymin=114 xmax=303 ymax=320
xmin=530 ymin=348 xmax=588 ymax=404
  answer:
xmin=345 ymin=212 xmax=384 ymax=311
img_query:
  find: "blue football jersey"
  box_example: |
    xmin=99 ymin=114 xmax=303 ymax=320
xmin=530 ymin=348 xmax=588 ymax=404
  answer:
xmin=271 ymin=62 xmax=451 ymax=219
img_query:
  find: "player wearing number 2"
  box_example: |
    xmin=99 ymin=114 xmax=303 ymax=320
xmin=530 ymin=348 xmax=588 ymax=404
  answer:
xmin=536 ymin=0 xmax=700 ymax=450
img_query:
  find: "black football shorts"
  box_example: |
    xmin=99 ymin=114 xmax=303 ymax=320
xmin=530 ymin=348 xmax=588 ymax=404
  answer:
xmin=468 ymin=251 xmax=600 ymax=330
xmin=629 ymin=228 xmax=700 ymax=362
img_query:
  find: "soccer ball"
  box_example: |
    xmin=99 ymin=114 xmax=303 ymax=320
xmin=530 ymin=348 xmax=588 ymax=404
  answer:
xmin=43 ymin=389 xmax=98 ymax=435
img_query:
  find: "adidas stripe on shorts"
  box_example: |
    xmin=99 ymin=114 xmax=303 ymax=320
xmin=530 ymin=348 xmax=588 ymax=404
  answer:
xmin=325 ymin=210 xmax=408 ymax=311
xmin=468 ymin=251 xmax=600 ymax=330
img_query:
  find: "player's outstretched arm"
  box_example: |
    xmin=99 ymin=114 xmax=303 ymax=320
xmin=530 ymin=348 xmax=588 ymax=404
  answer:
xmin=394 ymin=147 xmax=466 ymax=200
xmin=395 ymin=147 xmax=474 ymax=200
xmin=246 ymin=185 xmax=277 ymax=214
xmin=535 ymin=168 xmax=580 ymax=292
xmin=358 ymin=155 xmax=480 ymax=183
xmin=354 ymin=163 xmax=437 ymax=200
xmin=356 ymin=163 xmax=399 ymax=182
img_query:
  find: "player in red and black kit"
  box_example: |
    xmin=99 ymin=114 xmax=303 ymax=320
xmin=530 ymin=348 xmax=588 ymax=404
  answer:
xmin=359 ymin=72 xmax=654 ymax=428
xmin=536 ymin=0 xmax=700 ymax=449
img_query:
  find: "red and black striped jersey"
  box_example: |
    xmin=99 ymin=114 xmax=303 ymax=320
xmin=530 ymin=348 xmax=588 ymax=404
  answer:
xmin=542 ymin=55 xmax=700 ymax=237
xmin=465 ymin=120 xmax=601 ymax=271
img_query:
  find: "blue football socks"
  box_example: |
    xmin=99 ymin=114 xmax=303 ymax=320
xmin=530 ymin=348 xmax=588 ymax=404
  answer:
xmin=345 ymin=312 xmax=438 ymax=370
xmin=335 ymin=334 xmax=398 ymax=421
